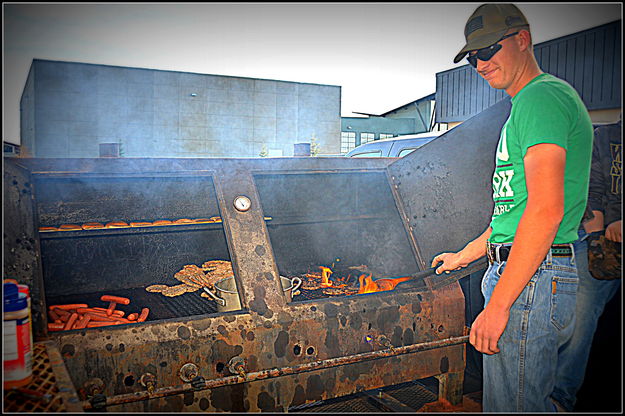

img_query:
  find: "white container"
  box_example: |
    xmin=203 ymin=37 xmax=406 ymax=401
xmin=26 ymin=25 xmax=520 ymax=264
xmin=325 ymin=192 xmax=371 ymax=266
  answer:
xmin=3 ymin=282 xmax=33 ymax=388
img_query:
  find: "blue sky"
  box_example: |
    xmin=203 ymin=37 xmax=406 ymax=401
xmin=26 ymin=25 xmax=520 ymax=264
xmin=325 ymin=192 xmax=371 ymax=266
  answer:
xmin=3 ymin=3 xmax=622 ymax=144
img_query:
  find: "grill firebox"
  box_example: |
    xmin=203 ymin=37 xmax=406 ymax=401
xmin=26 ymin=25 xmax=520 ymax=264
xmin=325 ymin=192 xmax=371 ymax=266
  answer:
xmin=3 ymin=99 xmax=512 ymax=412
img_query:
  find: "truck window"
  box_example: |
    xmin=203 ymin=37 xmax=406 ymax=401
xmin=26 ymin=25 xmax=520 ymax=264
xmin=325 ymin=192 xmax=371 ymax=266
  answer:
xmin=397 ymin=148 xmax=417 ymax=158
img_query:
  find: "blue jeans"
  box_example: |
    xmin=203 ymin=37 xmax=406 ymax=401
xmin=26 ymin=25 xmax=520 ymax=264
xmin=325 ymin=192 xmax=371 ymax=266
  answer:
xmin=481 ymin=244 xmax=579 ymax=412
xmin=551 ymin=230 xmax=621 ymax=411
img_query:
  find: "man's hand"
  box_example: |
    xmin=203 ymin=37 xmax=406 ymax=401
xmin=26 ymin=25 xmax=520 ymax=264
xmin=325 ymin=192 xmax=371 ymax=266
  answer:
xmin=605 ymin=220 xmax=622 ymax=243
xmin=430 ymin=227 xmax=491 ymax=275
xmin=469 ymin=304 xmax=510 ymax=355
xmin=431 ymin=252 xmax=467 ymax=274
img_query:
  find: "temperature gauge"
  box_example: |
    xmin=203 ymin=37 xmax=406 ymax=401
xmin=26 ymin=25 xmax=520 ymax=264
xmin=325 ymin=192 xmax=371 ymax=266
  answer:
xmin=233 ymin=196 xmax=251 ymax=212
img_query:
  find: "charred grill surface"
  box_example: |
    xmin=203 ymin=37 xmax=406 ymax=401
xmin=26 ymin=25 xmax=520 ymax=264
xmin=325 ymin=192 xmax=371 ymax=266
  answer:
xmin=292 ymin=278 xmax=426 ymax=302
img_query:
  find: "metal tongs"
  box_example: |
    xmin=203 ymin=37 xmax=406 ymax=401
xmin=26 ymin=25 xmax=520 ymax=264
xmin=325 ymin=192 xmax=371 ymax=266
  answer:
xmin=419 ymin=258 xmax=489 ymax=290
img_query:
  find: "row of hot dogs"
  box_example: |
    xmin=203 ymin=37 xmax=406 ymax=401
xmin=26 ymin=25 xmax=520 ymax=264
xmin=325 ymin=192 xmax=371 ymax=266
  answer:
xmin=38 ymin=216 xmax=273 ymax=232
xmin=47 ymin=295 xmax=149 ymax=331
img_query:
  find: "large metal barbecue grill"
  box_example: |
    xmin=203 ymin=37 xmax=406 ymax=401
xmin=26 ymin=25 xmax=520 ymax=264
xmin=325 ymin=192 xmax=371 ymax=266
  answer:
xmin=4 ymin=99 xmax=511 ymax=412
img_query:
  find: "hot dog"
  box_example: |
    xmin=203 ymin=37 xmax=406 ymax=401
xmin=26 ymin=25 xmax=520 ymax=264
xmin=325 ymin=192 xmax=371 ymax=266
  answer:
xmin=49 ymin=304 xmax=89 ymax=310
xmin=74 ymin=315 xmax=91 ymax=330
xmin=48 ymin=309 xmax=61 ymax=322
xmin=100 ymin=296 xmax=130 ymax=305
xmin=48 ymin=322 xmax=65 ymax=331
xmin=76 ymin=308 xmax=124 ymax=318
xmin=53 ymin=309 xmax=71 ymax=321
xmin=106 ymin=303 xmax=116 ymax=316
xmin=83 ymin=313 xmax=118 ymax=322
xmin=100 ymin=295 xmax=129 ymax=316
xmin=86 ymin=321 xmax=122 ymax=328
xmin=127 ymin=313 xmax=138 ymax=321
xmin=137 ymin=308 xmax=150 ymax=322
xmin=80 ymin=307 xmax=125 ymax=315
xmin=64 ymin=313 xmax=79 ymax=330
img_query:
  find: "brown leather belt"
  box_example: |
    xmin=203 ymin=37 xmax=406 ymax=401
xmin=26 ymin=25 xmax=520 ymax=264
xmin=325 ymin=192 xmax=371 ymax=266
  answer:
xmin=486 ymin=241 xmax=573 ymax=264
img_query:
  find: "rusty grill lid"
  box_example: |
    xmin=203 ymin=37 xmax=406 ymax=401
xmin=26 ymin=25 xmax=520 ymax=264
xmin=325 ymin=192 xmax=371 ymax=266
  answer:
xmin=387 ymin=98 xmax=512 ymax=268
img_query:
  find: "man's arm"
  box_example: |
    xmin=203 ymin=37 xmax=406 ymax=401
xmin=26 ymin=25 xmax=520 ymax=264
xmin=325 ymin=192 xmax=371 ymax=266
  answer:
xmin=470 ymin=143 xmax=566 ymax=354
xmin=586 ymin=128 xmax=607 ymax=231
xmin=431 ymin=227 xmax=491 ymax=274
xmin=585 ymin=125 xmax=621 ymax=242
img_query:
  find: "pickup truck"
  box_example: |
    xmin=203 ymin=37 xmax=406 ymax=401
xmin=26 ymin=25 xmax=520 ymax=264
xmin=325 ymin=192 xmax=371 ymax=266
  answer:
xmin=345 ymin=131 xmax=445 ymax=158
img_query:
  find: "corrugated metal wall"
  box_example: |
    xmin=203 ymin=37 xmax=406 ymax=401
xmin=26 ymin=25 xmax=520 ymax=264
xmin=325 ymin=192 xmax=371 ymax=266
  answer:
xmin=436 ymin=20 xmax=621 ymax=123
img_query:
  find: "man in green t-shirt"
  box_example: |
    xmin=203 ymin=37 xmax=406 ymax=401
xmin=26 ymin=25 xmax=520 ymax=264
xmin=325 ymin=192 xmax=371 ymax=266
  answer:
xmin=430 ymin=4 xmax=593 ymax=412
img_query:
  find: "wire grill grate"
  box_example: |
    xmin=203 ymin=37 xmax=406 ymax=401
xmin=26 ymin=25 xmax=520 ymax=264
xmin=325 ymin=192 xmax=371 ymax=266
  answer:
xmin=3 ymin=344 xmax=67 ymax=412
xmin=383 ymin=380 xmax=438 ymax=410
xmin=292 ymin=288 xmax=330 ymax=301
xmin=288 ymin=380 xmax=438 ymax=413
xmin=290 ymin=394 xmax=385 ymax=413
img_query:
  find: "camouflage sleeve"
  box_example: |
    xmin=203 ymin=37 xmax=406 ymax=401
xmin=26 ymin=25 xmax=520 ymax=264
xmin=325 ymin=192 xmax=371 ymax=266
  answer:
xmin=589 ymin=122 xmax=622 ymax=226
xmin=603 ymin=123 xmax=622 ymax=225
xmin=587 ymin=126 xmax=608 ymax=215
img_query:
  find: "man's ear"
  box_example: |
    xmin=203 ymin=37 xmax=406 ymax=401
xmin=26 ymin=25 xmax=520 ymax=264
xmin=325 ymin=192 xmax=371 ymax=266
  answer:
xmin=517 ymin=29 xmax=532 ymax=52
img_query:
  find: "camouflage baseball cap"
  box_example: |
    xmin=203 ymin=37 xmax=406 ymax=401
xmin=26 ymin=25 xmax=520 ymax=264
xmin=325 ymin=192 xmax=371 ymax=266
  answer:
xmin=454 ymin=3 xmax=529 ymax=63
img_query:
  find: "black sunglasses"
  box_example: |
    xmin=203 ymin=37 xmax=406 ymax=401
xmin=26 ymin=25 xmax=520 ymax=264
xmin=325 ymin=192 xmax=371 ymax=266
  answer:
xmin=467 ymin=32 xmax=519 ymax=68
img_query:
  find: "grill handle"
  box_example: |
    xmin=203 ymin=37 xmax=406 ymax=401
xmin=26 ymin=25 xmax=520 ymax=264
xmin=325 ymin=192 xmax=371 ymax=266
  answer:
xmin=408 ymin=268 xmax=438 ymax=281
xmin=202 ymin=287 xmax=226 ymax=307
xmin=287 ymin=276 xmax=302 ymax=292
xmin=422 ymin=258 xmax=489 ymax=290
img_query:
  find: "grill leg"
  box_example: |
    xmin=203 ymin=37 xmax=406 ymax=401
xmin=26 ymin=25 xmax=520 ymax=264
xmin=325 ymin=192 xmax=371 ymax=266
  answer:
xmin=435 ymin=371 xmax=464 ymax=406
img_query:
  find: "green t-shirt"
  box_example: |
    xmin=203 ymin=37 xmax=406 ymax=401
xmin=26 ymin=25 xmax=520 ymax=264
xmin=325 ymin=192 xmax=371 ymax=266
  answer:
xmin=489 ymin=73 xmax=593 ymax=244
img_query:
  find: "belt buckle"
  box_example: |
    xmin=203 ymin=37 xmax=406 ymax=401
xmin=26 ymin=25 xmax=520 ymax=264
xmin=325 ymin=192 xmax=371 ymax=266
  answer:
xmin=551 ymin=244 xmax=573 ymax=257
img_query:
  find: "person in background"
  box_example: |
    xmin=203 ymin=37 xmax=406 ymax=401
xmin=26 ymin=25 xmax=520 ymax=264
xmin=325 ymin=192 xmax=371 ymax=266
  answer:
xmin=431 ymin=3 xmax=593 ymax=412
xmin=552 ymin=118 xmax=622 ymax=411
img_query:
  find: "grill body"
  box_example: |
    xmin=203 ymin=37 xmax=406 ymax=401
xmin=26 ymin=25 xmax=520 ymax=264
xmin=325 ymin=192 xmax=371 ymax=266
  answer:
xmin=3 ymin=99 xmax=512 ymax=411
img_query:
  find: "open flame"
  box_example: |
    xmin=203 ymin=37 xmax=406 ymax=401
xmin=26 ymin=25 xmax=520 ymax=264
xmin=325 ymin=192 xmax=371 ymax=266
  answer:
xmin=358 ymin=274 xmax=377 ymax=294
xmin=358 ymin=274 xmax=412 ymax=294
xmin=319 ymin=266 xmax=333 ymax=287
xmin=302 ymin=265 xmax=412 ymax=296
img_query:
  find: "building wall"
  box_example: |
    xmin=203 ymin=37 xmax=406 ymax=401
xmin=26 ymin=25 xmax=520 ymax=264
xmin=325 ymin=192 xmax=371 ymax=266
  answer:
xmin=384 ymin=98 xmax=434 ymax=131
xmin=19 ymin=64 xmax=35 ymax=157
xmin=341 ymin=117 xmax=416 ymax=145
xmin=23 ymin=60 xmax=341 ymax=158
xmin=339 ymin=97 xmax=435 ymax=153
xmin=3 ymin=142 xmax=21 ymax=156
xmin=436 ymin=20 xmax=622 ymax=124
